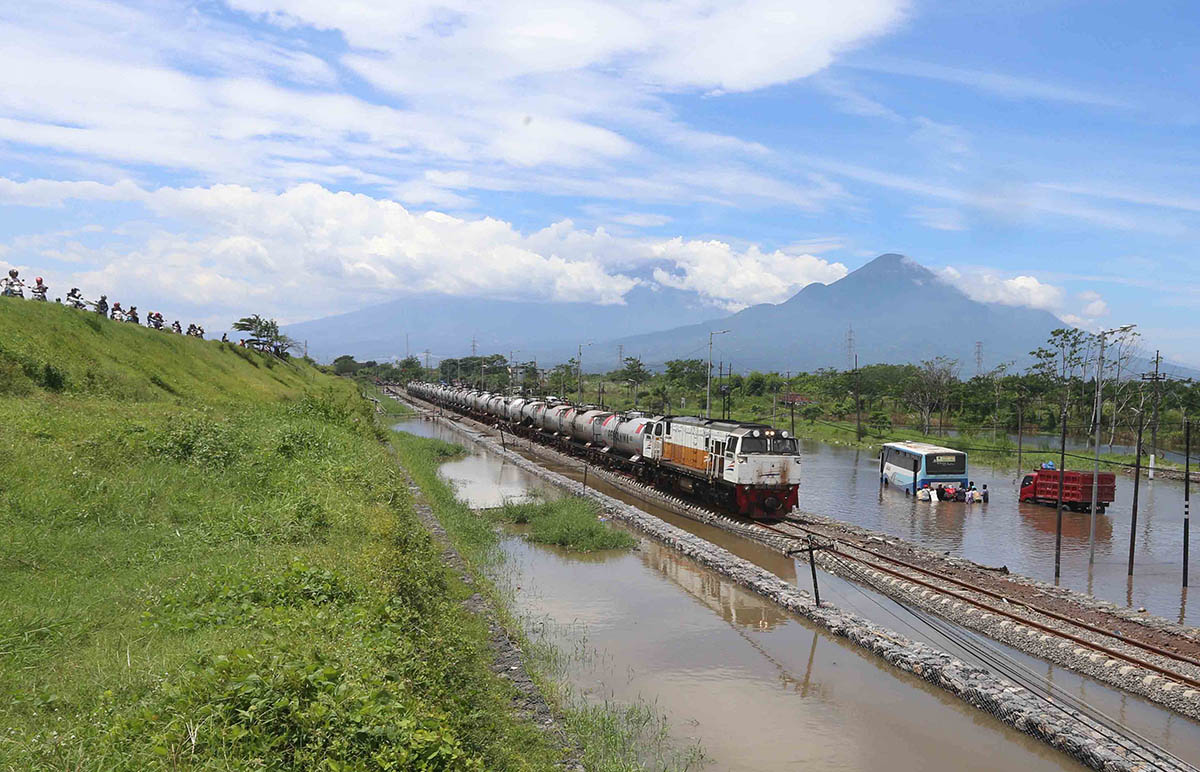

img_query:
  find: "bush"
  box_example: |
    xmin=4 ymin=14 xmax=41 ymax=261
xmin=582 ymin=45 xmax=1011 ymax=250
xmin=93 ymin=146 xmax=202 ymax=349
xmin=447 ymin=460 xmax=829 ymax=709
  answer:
xmin=105 ymin=647 xmax=479 ymax=770
xmin=150 ymin=414 xmax=242 ymax=467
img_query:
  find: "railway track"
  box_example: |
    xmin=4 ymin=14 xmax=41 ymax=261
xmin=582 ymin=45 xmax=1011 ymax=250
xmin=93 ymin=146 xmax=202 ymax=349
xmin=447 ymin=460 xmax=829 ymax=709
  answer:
xmin=756 ymin=517 xmax=1200 ymax=691
xmin=396 ymin=390 xmax=1200 ymax=716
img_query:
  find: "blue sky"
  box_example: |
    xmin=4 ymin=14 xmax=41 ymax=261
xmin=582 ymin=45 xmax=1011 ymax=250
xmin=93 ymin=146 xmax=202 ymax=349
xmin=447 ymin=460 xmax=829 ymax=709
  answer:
xmin=1 ymin=0 xmax=1197 ymax=366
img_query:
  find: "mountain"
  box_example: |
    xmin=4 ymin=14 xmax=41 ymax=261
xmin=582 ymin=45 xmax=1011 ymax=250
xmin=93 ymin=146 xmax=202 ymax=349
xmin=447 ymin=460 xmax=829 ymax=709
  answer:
xmin=593 ymin=254 xmax=1068 ymax=372
xmin=283 ymin=284 xmax=726 ymax=363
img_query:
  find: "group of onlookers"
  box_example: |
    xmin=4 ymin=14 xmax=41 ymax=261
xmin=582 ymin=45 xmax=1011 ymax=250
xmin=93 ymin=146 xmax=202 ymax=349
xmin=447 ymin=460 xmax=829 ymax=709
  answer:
xmin=2 ymin=268 xmax=208 ymax=338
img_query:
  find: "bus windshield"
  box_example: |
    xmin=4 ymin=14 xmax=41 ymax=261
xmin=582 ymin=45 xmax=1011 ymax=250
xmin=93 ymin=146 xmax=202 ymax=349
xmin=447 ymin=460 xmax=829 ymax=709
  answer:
xmin=926 ymin=452 xmax=966 ymax=475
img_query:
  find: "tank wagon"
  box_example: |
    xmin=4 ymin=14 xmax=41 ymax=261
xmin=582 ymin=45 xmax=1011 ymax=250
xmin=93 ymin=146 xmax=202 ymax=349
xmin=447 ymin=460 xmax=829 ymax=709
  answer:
xmin=404 ymin=382 xmax=801 ymax=520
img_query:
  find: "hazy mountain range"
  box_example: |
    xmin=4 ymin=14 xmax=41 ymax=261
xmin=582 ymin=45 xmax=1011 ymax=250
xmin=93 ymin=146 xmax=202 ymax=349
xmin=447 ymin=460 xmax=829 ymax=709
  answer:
xmin=285 ymin=253 xmax=1196 ymax=377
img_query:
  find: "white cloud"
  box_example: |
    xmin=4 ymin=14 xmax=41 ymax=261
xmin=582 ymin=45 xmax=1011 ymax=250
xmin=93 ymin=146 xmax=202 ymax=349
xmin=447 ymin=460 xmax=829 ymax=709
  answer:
xmin=938 ymin=266 xmax=1064 ymax=311
xmin=938 ymin=266 xmax=1115 ymax=328
xmin=908 ymin=206 xmax=967 ymax=231
xmin=0 ymin=177 xmax=847 ymax=322
xmin=1078 ymin=290 xmax=1109 ymax=318
xmin=651 ymin=239 xmax=848 ymax=310
xmin=0 ymin=0 xmax=908 ymax=208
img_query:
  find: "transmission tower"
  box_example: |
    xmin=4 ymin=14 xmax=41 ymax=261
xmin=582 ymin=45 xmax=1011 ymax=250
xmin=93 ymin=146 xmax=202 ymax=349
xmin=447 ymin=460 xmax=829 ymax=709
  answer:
xmin=845 ymin=325 xmax=856 ymax=371
xmin=975 ymin=341 xmax=984 ymax=377
xmin=470 ymin=336 xmax=477 ymax=357
xmin=423 ymin=349 xmax=431 ymax=371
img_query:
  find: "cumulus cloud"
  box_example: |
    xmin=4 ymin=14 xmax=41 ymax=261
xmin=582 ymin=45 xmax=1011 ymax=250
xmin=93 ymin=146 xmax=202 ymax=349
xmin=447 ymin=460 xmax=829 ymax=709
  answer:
xmin=938 ymin=267 xmax=1064 ymax=311
xmin=0 ymin=178 xmax=848 ymax=324
xmin=938 ymin=266 xmax=1114 ymax=327
xmin=651 ymin=239 xmax=848 ymax=310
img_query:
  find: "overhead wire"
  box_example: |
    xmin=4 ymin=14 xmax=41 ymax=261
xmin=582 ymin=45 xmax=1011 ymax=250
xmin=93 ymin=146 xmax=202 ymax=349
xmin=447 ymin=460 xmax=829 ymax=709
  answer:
xmin=815 ymin=547 xmax=1198 ymax=771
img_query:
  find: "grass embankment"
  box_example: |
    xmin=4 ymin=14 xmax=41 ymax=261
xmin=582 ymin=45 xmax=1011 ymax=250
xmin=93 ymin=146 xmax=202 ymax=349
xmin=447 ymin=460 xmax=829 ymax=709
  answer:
xmin=387 ymin=430 xmax=703 ymax=771
xmin=0 ymin=299 xmax=558 ymax=770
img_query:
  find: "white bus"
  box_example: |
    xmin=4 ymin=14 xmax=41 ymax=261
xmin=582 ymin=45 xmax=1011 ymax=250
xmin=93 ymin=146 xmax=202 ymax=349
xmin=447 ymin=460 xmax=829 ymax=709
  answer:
xmin=879 ymin=441 xmax=969 ymax=494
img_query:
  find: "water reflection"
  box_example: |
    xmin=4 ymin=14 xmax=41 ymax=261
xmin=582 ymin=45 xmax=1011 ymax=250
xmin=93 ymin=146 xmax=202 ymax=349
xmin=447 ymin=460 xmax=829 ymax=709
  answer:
xmin=393 ymin=418 xmax=555 ymax=508
xmin=797 ymin=440 xmax=1199 ymax=625
xmin=509 ymin=535 xmax=1083 ymax=772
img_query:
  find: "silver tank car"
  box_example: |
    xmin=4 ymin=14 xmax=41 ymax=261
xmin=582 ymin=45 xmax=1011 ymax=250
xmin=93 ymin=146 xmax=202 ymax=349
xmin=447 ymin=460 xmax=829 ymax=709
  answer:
xmin=522 ymin=400 xmax=546 ymax=424
xmin=610 ymin=415 xmax=655 ymax=457
xmin=572 ymin=409 xmax=612 ymax=444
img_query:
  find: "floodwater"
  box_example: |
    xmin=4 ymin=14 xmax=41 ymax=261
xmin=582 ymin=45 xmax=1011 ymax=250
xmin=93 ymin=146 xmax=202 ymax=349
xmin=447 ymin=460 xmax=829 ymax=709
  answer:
xmin=794 ymin=440 xmax=1198 ymax=625
xmin=392 ymin=417 xmax=1200 ymax=770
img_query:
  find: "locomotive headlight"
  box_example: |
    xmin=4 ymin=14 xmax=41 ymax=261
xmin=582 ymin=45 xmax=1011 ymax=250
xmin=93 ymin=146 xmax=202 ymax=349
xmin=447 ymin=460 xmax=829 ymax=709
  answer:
xmin=752 ymin=430 xmax=761 ymax=437
xmin=781 ymin=431 xmax=789 ymax=438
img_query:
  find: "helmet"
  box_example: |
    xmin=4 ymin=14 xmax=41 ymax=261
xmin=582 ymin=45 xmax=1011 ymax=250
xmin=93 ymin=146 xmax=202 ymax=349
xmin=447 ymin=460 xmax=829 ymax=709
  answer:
xmin=35 ymin=277 xmax=43 ymax=283
xmin=7 ymin=269 xmax=16 ymax=278
xmin=100 ymin=294 xmax=107 ymax=300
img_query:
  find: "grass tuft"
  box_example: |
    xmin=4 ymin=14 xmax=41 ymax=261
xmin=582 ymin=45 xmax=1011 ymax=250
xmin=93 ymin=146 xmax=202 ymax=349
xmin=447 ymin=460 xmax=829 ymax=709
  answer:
xmin=494 ymin=498 xmax=637 ymax=552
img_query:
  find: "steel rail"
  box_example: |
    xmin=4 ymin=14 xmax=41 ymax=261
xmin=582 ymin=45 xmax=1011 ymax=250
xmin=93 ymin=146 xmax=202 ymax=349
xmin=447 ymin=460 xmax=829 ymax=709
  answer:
xmin=752 ymin=520 xmax=1200 ymax=691
xmin=781 ymin=516 xmax=1200 ymax=672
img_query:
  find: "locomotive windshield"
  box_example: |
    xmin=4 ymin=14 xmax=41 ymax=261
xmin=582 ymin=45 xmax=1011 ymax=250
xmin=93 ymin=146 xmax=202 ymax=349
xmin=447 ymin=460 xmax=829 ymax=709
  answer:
xmin=737 ymin=436 xmax=797 ymax=454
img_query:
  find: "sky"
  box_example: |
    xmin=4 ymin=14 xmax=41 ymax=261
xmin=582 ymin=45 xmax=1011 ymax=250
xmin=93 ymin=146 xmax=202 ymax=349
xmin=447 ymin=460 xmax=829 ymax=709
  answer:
xmin=1 ymin=0 xmax=1197 ymax=366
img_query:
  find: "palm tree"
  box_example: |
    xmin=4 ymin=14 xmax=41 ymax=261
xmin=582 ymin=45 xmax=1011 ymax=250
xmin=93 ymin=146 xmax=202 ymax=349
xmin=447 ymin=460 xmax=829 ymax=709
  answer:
xmin=231 ymin=314 xmax=298 ymax=356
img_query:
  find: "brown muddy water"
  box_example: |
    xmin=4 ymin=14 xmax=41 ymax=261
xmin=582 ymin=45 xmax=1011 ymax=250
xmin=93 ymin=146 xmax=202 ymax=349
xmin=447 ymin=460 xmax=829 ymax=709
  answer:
xmin=393 ymin=418 xmax=1200 ymax=770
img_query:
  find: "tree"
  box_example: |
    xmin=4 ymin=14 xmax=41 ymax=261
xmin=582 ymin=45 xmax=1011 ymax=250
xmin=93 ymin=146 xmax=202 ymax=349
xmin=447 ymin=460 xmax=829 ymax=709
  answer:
xmin=800 ymin=403 xmax=823 ymax=424
xmin=903 ymin=356 xmax=959 ymax=435
xmin=232 ymin=314 xmax=297 ymax=356
xmin=744 ymin=372 xmax=766 ymax=396
xmin=333 ymin=354 xmax=360 ymax=375
xmin=620 ymin=356 xmax=651 ymax=406
xmin=869 ymin=410 xmax=892 ymax=437
xmin=397 ymin=355 xmax=423 ymax=382
xmin=664 ymin=359 xmax=706 ymax=389
xmin=650 ymin=383 xmax=671 ymax=413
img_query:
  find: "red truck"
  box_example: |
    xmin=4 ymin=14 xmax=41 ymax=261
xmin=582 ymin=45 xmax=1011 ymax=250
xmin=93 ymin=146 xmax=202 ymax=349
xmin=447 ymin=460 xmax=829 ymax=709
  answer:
xmin=1019 ymin=469 xmax=1116 ymax=513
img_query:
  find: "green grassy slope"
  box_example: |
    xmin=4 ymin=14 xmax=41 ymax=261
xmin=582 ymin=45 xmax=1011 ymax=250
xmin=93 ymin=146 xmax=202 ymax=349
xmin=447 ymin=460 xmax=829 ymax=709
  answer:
xmin=0 ymin=299 xmax=556 ymax=770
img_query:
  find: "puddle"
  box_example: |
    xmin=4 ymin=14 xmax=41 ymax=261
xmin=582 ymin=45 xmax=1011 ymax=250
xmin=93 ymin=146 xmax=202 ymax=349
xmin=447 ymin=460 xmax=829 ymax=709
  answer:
xmin=394 ymin=418 xmax=557 ymax=508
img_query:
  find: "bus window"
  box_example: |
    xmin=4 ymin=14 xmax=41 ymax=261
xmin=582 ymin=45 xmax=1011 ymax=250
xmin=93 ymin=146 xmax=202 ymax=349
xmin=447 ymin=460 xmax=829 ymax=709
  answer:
xmin=926 ymin=453 xmax=966 ymax=475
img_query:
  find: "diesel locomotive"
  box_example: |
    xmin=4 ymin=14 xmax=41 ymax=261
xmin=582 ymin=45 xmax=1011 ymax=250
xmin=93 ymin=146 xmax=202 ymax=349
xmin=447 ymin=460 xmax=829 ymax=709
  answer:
xmin=404 ymin=382 xmax=801 ymax=520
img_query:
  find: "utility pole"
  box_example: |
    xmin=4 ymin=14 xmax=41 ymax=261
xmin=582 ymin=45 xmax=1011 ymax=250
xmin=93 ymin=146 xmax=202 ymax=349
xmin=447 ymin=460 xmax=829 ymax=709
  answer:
xmin=577 ymin=342 xmax=591 ymax=404
xmin=854 ymin=354 xmax=863 ymax=441
xmin=1090 ymin=325 xmax=1134 ymax=565
xmin=1184 ymin=419 xmax=1191 ymax=588
xmin=706 ymin=330 xmax=729 ymax=419
xmin=1141 ymin=351 xmax=1166 ymax=480
xmin=1128 ymin=408 xmax=1145 ymax=576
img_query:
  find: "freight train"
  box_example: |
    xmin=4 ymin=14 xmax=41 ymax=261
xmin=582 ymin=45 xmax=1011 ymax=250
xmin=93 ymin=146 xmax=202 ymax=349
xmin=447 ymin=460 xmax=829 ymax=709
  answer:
xmin=404 ymin=382 xmax=801 ymax=520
